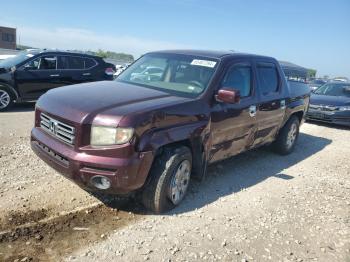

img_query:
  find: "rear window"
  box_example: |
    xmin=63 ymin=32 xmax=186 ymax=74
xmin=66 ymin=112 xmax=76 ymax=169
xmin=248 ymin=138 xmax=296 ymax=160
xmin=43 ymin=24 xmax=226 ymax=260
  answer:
xmin=68 ymin=56 xmax=85 ymax=69
xmin=257 ymin=62 xmax=279 ymax=95
xmin=84 ymin=58 xmax=96 ymax=68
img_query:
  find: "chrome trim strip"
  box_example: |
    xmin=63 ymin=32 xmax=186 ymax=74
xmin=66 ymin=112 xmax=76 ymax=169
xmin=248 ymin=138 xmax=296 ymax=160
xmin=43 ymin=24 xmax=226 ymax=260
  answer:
xmin=40 ymin=113 xmax=75 ymax=144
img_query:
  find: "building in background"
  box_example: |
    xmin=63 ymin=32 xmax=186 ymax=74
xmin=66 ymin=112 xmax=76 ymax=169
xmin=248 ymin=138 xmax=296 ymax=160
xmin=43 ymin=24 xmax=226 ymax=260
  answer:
xmin=0 ymin=26 xmax=16 ymax=49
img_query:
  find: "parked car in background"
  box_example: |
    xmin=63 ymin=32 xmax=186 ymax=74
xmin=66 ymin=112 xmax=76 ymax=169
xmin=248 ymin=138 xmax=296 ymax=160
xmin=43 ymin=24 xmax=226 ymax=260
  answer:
xmin=0 ymin=49 xmax=116 ymax=111
xmin=114 ymin=63 xmax=130 ymax=77
xmin=308 ymin=79 xmax=326 ymax=90
xmin=31 ymin=50 xmax=310 ymax=213
xmin=130 ymin=66 xmax=164 ymax=81
xmin=333 ymin=77 xmax=348 ymax=82
xmin=307 ymin=82 xmax=350 ymax=126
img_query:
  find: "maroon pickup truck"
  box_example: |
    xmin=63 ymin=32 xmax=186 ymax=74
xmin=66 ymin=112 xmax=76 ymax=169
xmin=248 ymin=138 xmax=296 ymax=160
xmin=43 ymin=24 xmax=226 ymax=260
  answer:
xmin=31 ymin=50 xmax=310 ymax=213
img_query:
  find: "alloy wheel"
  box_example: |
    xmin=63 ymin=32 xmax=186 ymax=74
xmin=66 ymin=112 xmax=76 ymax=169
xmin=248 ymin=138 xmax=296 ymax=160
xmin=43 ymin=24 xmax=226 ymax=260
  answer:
xmin=286 ymin=123 xmax=297 ymax=149
xmin=0 ymin=90 xmax=11 ymax=109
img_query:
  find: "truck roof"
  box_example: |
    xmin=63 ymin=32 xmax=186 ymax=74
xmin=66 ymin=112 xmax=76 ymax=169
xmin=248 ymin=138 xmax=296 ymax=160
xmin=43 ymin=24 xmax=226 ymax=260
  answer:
xmin=148 ymin=49 xmax=275 ymax=60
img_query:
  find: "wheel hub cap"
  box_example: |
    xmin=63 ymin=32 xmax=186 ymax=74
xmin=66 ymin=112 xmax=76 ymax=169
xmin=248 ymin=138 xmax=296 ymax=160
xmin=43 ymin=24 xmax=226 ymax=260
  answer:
xmin=0 ymin=90 xmax=10 ymax=109
xmin=168 ymin=160 xmax=191 ymax=205
xmin=286 ymin=123 xmax=297 ymax=148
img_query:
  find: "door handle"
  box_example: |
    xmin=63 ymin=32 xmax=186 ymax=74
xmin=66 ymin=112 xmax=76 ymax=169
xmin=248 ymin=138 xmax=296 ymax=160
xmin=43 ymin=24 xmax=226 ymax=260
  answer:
xmin=50 ymin=74 xmax=60 ymax=77
xmin=82 ymin=73 xmax=91 ymax=76
xmin=249 ymin=105 xmax=257 ymax=117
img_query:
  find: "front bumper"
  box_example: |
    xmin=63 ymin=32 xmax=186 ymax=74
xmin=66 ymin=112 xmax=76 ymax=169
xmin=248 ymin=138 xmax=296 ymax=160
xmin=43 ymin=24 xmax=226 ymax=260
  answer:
xmin=31 ymin=127 xmax=154 ymax=194
xmin=306 ymin=110 xmax=350 ymax=127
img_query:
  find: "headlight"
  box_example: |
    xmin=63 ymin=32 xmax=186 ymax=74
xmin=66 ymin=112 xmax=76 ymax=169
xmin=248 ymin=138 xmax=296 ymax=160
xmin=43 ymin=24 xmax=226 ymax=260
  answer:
xmin=338 ymin=106 xmax=350 ymax=111
xmin=90 ymin=126 xmax=134 ymax=146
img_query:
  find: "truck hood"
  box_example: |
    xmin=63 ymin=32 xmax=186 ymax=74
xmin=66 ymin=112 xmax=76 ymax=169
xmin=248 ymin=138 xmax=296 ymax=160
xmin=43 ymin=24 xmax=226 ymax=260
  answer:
xmin=310 ymin=94 xmax=350 ymax=106
xmin=36 ymin=81 xmax=191 ymax=124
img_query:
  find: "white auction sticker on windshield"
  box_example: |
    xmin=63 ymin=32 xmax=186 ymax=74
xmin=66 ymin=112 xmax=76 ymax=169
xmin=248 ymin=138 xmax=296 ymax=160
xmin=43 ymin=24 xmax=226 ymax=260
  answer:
xmin=26 ymin=54 xmax=34 ymax=58
xmin=191 ymin=59 xmax=216 ymax=68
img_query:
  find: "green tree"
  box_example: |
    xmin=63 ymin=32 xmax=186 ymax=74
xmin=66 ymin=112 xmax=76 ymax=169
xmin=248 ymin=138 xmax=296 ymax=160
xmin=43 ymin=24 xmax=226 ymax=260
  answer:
xmin=95 ymin=49 xmax=108 ymax=58
xmin=94 ymin=49 xmax=134 ymax=62
xmin=307 ymin=69 xmax=317 ymax=78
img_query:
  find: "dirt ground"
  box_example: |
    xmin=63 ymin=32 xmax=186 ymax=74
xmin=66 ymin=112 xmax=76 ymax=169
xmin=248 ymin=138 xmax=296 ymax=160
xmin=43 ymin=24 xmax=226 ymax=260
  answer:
xmin=0 ymin=103 xmax=349 ymax=262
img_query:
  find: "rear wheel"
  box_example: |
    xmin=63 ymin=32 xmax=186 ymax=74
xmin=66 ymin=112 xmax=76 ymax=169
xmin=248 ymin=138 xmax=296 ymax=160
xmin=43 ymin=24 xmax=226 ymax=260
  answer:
xmin=142 ymin=146 xmax=192 ymax=213
xmin=273 ymin=116 xmax=300 ymax=155
xmin=0 ymin=86 xmax=15 ymax=111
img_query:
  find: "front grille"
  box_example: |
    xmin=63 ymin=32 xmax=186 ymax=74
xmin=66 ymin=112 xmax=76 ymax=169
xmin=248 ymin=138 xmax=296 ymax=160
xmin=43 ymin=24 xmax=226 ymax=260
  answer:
xmin=309 ymin=104 xmax=338 ymax=111
xmin=40 ymin=113 xmax=75 ymax=144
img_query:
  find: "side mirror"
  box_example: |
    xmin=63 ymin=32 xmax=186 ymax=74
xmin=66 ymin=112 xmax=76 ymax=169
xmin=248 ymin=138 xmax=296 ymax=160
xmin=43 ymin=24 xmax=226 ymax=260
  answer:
xmin=216 ymin=88 xmax=240 ymax=104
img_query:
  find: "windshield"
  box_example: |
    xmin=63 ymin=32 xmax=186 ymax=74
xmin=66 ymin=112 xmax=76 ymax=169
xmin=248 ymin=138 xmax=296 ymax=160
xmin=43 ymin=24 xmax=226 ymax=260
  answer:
xmin=314 ymin=83 xmax=350 ymax=97
xmin=117 ymin=53 xmax=218 ymax=97
xmin=0 ymin=51 xmax=37 ymax=68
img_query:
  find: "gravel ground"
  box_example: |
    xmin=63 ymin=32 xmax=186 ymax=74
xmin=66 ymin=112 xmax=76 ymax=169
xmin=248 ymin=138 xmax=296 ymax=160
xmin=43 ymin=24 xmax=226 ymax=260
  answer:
xmin=0 ymin=104 xmax=349 ymax=261
xmin=0 ymin=104 xmax=98 ymax=217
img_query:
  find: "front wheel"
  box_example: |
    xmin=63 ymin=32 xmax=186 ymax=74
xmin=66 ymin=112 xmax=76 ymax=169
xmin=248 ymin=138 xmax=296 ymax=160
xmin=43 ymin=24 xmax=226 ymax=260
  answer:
xmin=272 ymin=116 xmax=300 ymax=155
xmin=142 ymin=146 xmax=192 ymax=213
xmin=0 ymin=87 xmax=15 ymax=111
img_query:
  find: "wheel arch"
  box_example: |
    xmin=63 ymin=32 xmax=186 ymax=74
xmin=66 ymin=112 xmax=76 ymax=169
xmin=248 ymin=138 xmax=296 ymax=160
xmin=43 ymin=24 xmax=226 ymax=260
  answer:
xmin=0 ymin=81 xmax=19 ymax=100
xmin=138 ymin=122 xmax=210 ymax=186
xmin=290 ymin=110 xmax=304 ymax=123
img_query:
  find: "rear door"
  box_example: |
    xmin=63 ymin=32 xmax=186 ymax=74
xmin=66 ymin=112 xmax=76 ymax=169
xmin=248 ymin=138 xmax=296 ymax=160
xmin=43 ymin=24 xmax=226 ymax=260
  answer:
xmin=254 ymin=61 xmax=285 ymax=146
xmin=57 ymin=55 xmax=99 ymax=84
xmin=210 ymin=61 xmax=258 ymax=162
xmin=16 ymin=55 xmax=61 ymax=99
xmin=83 ymin=57 xmax=100 ymax=81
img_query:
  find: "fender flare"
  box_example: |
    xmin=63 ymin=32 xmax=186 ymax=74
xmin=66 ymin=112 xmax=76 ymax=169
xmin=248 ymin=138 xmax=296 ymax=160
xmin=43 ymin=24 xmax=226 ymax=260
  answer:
xmin=138 ymin=121 xmax=210 ymax=180
xmin=283 ymin=98 xmax=308 ymax=126
xmin=289 ymin=99 xmax=306 ymax=110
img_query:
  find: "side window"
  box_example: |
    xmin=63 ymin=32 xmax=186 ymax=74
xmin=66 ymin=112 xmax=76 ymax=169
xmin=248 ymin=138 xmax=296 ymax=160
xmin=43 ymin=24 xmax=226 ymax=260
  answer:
xmin=58 ymin=56 xmax=94 ymax=69
xmin=58 ymin=56 xmax=69 ymax=69
xmin=39 ymin=56 xmax=57 ymax=70
xmin=68 ymin=56 xmax=85 ymax=69
xmin=24 ymin=57 xmax=41 ymax=70
xmin=257 ymin=62 xmax=279 ymax=95
xmin=84 ymin=58 xmax=96 ymax=69
xmin=221 ymin=64 xmax=252 ymax=97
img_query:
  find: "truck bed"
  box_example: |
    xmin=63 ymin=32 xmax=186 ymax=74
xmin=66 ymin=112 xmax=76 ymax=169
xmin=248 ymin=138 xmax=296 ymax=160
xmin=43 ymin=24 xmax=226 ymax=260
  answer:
xmin=287 ymin=80 xmax=311 ymax=98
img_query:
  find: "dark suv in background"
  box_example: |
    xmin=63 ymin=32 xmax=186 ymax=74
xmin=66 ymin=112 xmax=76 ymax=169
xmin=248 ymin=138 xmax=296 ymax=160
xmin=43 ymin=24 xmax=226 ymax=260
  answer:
xmin=0 ymin=49 xmax=116 ymax=111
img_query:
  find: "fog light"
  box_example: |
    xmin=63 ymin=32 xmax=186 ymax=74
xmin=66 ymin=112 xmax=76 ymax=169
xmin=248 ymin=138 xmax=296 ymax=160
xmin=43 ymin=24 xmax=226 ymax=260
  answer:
xmin=91 ymin=176 xmax=111 ymax=190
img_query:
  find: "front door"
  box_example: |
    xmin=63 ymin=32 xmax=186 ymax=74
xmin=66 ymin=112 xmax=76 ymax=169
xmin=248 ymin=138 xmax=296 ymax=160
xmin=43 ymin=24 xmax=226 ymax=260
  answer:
xmin=16 ymin=55 xmax=62 ymax=100
xmin=209 ymin=61 xmax=258 ymax=163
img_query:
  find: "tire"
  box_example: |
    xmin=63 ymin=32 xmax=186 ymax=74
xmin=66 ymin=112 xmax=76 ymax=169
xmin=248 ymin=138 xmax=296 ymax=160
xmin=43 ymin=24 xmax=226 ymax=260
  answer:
xmin=142 ymin=146 xmax=192 ymax=214
xmin=0 ymin=86 xmax=15 ymax=111
xmin=272 ymin=116 xmax=300 ymax=155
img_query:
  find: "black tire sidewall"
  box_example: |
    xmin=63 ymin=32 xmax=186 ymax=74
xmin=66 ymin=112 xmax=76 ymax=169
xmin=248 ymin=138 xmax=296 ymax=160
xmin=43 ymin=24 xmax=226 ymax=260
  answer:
xmin=274 ymin=116 xmax=300 ymax=155
xmin=142 ymin=146 xmax=192 ymax=213
xmin=158 ymin=148 xmax=192 ymax=210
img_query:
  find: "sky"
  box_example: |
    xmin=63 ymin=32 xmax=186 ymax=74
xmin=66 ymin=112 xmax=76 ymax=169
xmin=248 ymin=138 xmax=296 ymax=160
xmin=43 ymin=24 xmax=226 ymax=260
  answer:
xmin=1 ymin=0 xmax=349 ymax=78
